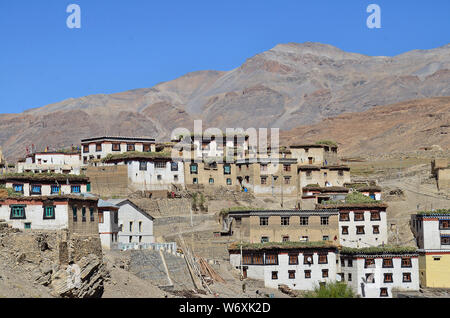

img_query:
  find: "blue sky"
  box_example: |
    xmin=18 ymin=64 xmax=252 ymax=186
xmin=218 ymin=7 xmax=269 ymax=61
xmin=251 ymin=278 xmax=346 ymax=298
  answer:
xmin=0 ymin=0 xmax=449 ymax=113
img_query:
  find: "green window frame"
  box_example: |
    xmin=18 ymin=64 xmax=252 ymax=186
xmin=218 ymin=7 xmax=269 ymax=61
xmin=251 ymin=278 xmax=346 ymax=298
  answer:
xmin=43 ymin=206 xmax=55 ymax=220
xmin=10 ymin=205 xmax=26 ymax=219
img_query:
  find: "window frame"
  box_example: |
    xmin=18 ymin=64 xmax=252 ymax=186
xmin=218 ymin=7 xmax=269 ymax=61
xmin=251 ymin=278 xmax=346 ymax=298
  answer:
xmin=356 ymin=225 xmax=365 ymax=235
xmin=318 ymin=254 xmax=328 ymax=264
xmin=43 ymin=205 xmax=55 ymax=220
xmin=13 ymin=183 xmax=24 ymax=193
xmin=260 ymin=217 xmax=269 ymax=226
xmin=10 ymin=205 xmax=26 ymax=220
xmin=354 ymin=212 xmax=365 ymax=221
xmin=401 ymin=257 xmax=412 ymax=268
xmin=382 ymin=258 xmax=394 ymax=268
xmin=288 ymin=270 xmax=296 ymax=279
xmin=373 ymin=225 xmax=380 ymax=234
xmin=320 ymin=216 xmax=329 ymax=226
xmin=30 ymin=184 xmax=42 ymax=195
xmin=304 ymin=254 xmax=313 ymax=264
xmin=288 ymin=254 xmax=298 ymax=265
xmin=112 ymin=143 xmax=121 ymax=151
xmin=342 ymin=226 xmax=349 ymax=235
xmin=304 ymin=270 xmax=311 ymax=279
xmin=402 ymin=272 xmax=412 ymax=283
xmin=281 ymin=216 xmax=290 ymax=226
xmin=71 ymin=185 xmax=81 ymax=194
xmin=139 ymin=161 xmax=148 ymax=171
xmin=380 ymin=288 xmax=389 ymax=297
xmin=384 ymin=273 xmax=393 ymax=283
xmin=339 ymin=212 xmax=350 ymax=222
xmin=371 ymin=211 xmax=381 ymax=221
xmin=265 ymin=254 xmax=278 ymax=265
xmin=300 ymin=216 xmax=309 ymax=226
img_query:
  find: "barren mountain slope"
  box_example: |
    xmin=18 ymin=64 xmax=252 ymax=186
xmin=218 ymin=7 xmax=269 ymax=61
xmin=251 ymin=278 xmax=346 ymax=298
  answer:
xmin=281 ymin=97 xmax=450 ymax=156
xmin=1 ymin=42 xmax=450 ymax=160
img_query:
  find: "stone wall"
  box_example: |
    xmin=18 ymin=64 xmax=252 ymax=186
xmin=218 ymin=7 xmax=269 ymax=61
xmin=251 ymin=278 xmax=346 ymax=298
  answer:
xmin=86 ymin=165 xmax=129 ymax=197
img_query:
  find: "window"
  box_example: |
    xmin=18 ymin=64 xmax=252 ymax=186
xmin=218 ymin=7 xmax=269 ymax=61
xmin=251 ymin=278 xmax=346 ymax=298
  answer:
xmin=83 ymin=145 xmax=89 ymax=153
xmin=288 ymin=270 xmax=296 ymax=279
xmin=300 ymin=216 xmax=309 ymax=225
xmin=30 ymin=185 xmax=42 ymax=195
xmin=82 ymin=207 xmax=86 ymax=222
xmin=226 ymin=178 xmax=232 ymax=185
xmin=366 ymin=273 xmax=375 ymax=283
xmin=371 ymin=211 xmax=381 ymax=221
xmin=129 ymin=236 xmax=132 ymax=243
xmin=380 ymin=288 xmax=388 ymax=297
xmin=301 ymin=236 xmax=309 ymax=242
xmin=260 ymin=217 xmax=269 ymax=226
xmin=209 ymin=178 xmax=214 ymax=185
xmin=281 ymin=217 xmax=290 ymax=226
xmin=114 ymin=211 xmax=118 ymax=224
xmin=384 ymin=273 xmax=393 ymax=283
xmin=265 ymin=254 xmax=278 ymax=265
xmin=190 ymin=164 xmax=198 ymax=174
xmin=223 ymin=164 xmax=231 ymax=175
xmin=96 ymin=144 xmax=102 ymax=152
xmin=260 ymin=177 xmax=267 ymax=185
xmin=112 ymin=143 xmax=120 ymax=151
xmin=143 ymin=144 xmax=151 ymax=152
xmin=354 ymin=212 xmax=364 ymax=221
xmin=261 ymin=236 xmax=269 ymax=243
xmin=10 ymin=205 xmax=26 ymax=219
xmin=271 ymin=271 xmax=278 ymax=280
xmin=129 ymin=222 xmax=133 ymax=232
xmin=338 ymin=170 xmax=344 ymax=177
xmin=356 ymin=226 xmax=365 ymax=235
xmin=284 ymin=177 xmax=291 ymax=185
xmin=365 ymin=258 xmax=375 ymax=268
xmin=322 ymin=269 xmax=329 ymax=278
xmin=322 ymin=235 xmax=329 ymax=241
xmin=174 ymin=175 xmax=179 ymax=182
xmin=193 ymin=178 xmax=198 ymax=184
xmin=342 ymin=226 xmax=349 ymax=235
xmin=260 ymin=164 xmax=268 ymax=172
xmin=339 ymin=212 xmax=349 ymax=221
xmin=24 ymin=222 xmax=31 ymax=229
xmin=242 ymin=255 xmax=252 ymax=265
xmin=304 ymin=270 xmax=311 ymax=279
xmin=43 ymin=206 xmax=55 ymax=219
xmin=90 ymin=207 xmax=95 ymax=222
xmin=98 ymin=212 xmax=104 ymax=223
xmin=320 ymin=216 xmax=329 ymax=225
xmin=306 ymin=171 xmax=312 ymax=178
xmin=71 ymin=185 xmax=81 ymax=193
xmin=440 ymin=220 xmax=450 ymax=229
xmin=13 ymin=184 xmax=24 ymax=193
xmin=155 ymin=161 xmax=166 ymax=169
xmin=318 ymin=254 xmax=328 ymax=264
xmin=253 ymin=255 xmax=264 ymax=265
xmin=403 ymin=272 xmax=412 ymax=283
xmin=441 ymin=236 xmax=450 ymax=245
xmin=383 ymin=258 xmax=393 ymax=268
xmin=72 ymin=207 xmax=77 ymax=222
xmin=139 ymin=221 xmax=142 ymax=232
xmin=401 ymin=257 xmax=412 ymax=268
xmin=373 ymin=225 xmax=380 ymax=234
xmin=51 ymin=185 xmax=60 ymax=194
xmin=157 ymin=175 xmax=162 ymax=181
xmin=127 ymin=144 xmax=135 ymax=151
xmin=171 ymin=162 xmax=179 ymax=171
xmin=283 ymin=164 xmax=291 ymax=172
xmin=282 ymin=236 xmax=290 ymax=242
xmin=139 ymin=161 xmax=148 ymax=171
xmin=289 ymin=254 xmax=298 ymax=265
xmin=348 ymin=259 xmax=353 ymax=267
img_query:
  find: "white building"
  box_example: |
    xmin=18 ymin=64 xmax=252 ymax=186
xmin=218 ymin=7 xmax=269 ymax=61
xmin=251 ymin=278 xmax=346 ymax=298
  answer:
xmin=0 ymin=195 xmax=99 ymax=234
xmin=108 ymin=199 xmax=155 ymax=244
xmin=318 ymin=203 xmax=388 ymax=248
xmin=17 ymin=152 xmax=82 ymax=175
xmin=340 ymin=247 xmax=420 ymax=298
xmin=81 ymin=136 xmax=156 ymax=165
xmin=98 ymin=199 xmax=120 ymax=250
xmin=229 ymin=242 xmax=338 ymax=291
xmin=99 ymin=154 xmax=185 ymax=191
xmin=1 ymin=174 xmax=89 ymax=196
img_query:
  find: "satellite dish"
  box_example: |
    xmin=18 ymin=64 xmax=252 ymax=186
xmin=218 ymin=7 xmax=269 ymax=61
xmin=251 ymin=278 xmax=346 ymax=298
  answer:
xmin=307 ymin=257 xmax=312 ymax=263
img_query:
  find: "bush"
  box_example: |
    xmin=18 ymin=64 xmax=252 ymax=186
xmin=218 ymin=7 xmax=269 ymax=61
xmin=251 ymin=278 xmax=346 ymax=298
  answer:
xmin=304 ymin=282 xmax=356 ymax=298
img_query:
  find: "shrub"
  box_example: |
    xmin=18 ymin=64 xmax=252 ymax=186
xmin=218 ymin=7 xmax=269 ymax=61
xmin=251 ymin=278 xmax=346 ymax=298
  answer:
xmin=304 ymin=282 xmax=356 ymax=298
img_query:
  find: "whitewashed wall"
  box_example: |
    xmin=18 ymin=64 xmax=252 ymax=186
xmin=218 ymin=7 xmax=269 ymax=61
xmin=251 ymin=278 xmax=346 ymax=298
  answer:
xmin=0 ymin=203 xmax=69 ymax=230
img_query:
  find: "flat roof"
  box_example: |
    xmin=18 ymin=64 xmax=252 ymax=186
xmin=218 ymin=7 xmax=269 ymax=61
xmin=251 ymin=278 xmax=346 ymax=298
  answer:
xmin=229 ymin=241 xmax=339 ymax=252
xmin=0 ymin=194 xmax=98 ymax=202
xmin=228 ymin=209 xmax=339 ymax=217
xmin=0 ymin=173 xmax=89 ymax=183
xmin=340 ymin=246 xmax=418 ymax=256
xmin=81 ymin=136 xmax=155 ymax=143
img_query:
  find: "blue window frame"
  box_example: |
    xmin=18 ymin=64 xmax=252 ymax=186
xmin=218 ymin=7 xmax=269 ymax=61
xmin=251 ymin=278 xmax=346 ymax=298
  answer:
xmin=224 ymin=164 xmax=231 ymax=175
xmin=51 ymin=185 xmax=60 ymax=194
xmin=13 ymin=184 xmax=24 ymax=193
xmin=71 ymin=185 xmax=81 ymax=193
xmin=30 ymin=185 xmax=41 ymax=195
xmin=24 ymin=223 xmax=31 ymax=229
xmin=43 ymin=206 xmax=55 ymax=219
xmin=10 ymin=205 xmax=26 ymax=219
xmin=190 ymin=164 xmax=198 ymax=174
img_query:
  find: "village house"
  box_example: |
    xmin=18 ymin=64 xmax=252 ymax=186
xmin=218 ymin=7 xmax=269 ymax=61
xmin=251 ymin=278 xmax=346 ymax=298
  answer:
xmin=317 ymin=203 xmax=388 ymax=248
xmin=236 ymin=157 xmax=299 ymax=198
xmin=410 ymin=210 xmax=450 ymax=288
xmin=185 ymin=159 xmax=237 ymax=188
xmin=339 ymin=247 xmax=420 ymax=298
xmin=224 ymin=209 xmax=339 ymax=244
xmin=229 ymin=241 xmax=339 ymax=291
xmin=289 ymin=143 xmax=338 ymax=166
xmin=0 ymin=195 xmax=99 ymax=234
xmin=16 ymin=151 xmax=82 ymax=175
xmin=107 ymin=198 xmax=155 ymax=245
xmin=97 ymin=199 xmax=120 ymax=250
xmin=301 ymin=185 xmax=349 ymax=209
xmin=357 ymin=185 xmax=382 ymax=201
xmin=0 ymin=174 xmax=89 ymax=196
xmin=431 ymin=159 xmax=450 ymax=191
xmin=81 ymin=136 xmax=156 ymax=165
xmin=297 ymin=165 xmax=351 ymax=191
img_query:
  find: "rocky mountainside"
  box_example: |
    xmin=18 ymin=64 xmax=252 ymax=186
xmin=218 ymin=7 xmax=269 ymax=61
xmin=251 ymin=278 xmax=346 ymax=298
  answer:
xmin=1 ymin=42 xmax=450 ymax=160
xmin=281 ymin=97 xmax=450 ymax=156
